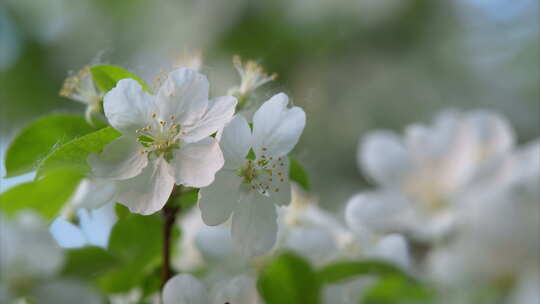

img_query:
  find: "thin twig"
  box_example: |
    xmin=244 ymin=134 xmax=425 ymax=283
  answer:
xmin=161 ymin=187 xmax=181 ymax=289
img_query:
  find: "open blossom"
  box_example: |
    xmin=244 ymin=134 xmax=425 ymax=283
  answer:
xmin=427 ymin=141 xmax=540 ymax=304
xmin=162 ymin=274 xmax=260 ymax=304
xmin=88 ymin=68 xmax=237 ymax=215
xmin=346 ymin=110 xmax=515 ymax=241
xmin=228 ymin=56 xmax=277 ymax=109
xmin=199 ymin=93 xmax=306 ymax=257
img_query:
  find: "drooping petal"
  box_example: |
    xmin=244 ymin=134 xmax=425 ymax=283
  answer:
xmin=162 ymin=274 xmax=208 ymax=304
xmin=369 ymin=234 xmax=410 ymax=270
xmin=88 ymin=136 xmax=148 ymax=180
xmin=199 ymin=170 xmax=242 ymax=226
xmin=114 ymin=157 xmax=175 ymax=215
xmin=359 ymin=131 xmax=410 ymax=187
xmin=156 ymin=68 xmax=209 ymax=126
xmin=103 ymin=79 xmax=157 ymax=135
xmin=181 ymin=95 xmax=237 ymax=143
xmin=220 ymin=115 xmax=252 ymax=169
xmin=172 ymin=137 xmax=224 ymax=188
xmin=211 ymin=275 xmax=260 ymax=304
xmin=231 ymin=189 xmax=278 ymax=257
xmin=252 ymin=93 xmax=306 ymax=157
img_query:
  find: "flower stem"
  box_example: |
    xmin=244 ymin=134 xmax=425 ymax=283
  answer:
xmin=161 ymin=187 xmax=182 ymax=289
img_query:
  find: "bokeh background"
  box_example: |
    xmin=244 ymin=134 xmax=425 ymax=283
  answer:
xmin=1 ymin=0 xmax=539 ymax=210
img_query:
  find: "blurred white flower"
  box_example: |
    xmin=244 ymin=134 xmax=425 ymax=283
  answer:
xmin=162 ymin=274 xmax=260 ymax=304
xmin=0 ymin=211 xmax=102 ymax=304
xmin=347 ymin=110 xmax=515 ymax=241
xmin=60 ymin=66 xmax=102 ymax=124
xmin=428 ymin=141 xmax=539 ymax=302
xmin=199 ymin=93 xmax=306 ymax=257
xmin=88 ymin=68 xmax=237 ymax=215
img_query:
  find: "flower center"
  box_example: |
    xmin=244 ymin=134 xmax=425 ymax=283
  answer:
xmin=135 ymin=113 xmax=181 ymax=160
xmin=237 ymin=148 xmax=287 ymax=197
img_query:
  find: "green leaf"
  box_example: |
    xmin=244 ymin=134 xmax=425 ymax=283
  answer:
xmin=0 ymin=169 xmax=83 ymax=219
xmin=289 ymin=157 xmax=310 ymax=190
xmin=362 ymin=275 xmax=435 ymax=304
xmin=4 ymin=114 xmax=95 ymax=177
xmin=258 ymin=252 xmax=320 ymax=304
xmin=317 ymin=260 xmax=405 ymax=284
xmin=90 ymin=65 xmax=151 ymax=94
xmin=62 ymin=247 xmax=118 ymax=280
xmin=246 ymin=148 xmax=256 ymax=160
xmin=36 ymin=127 xmax=120 ymax=177
xmin=97 ymin=213 xmax=165 ymax=293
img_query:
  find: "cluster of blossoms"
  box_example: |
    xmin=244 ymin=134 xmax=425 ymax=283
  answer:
xmin=3 ymin=52 xmax=538 ymax=304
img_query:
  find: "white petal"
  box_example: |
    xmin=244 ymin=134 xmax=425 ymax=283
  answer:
xmin=369 ymin=234 xmax=411 ymax=270
xmin=181 ymin=95 xmax=237 ymax=143
xmin=156 ymin=68 xmax=209 ymax=125
xmin=103 ymin=79 xmax=157 ymax=134
xmin=114 ymin=157 xmax=175 ymax=215
xmin=69 ymin=178 xmax=116 ymax=210
xmin=231 ymin=189 xmax=278 ymax=257
xmin=199 ymin=170 xmax=242 ymax=226
xmin=211 ymin=275 xmax=260 ymax=304
xmin=252 ymin=93 xmax=306 ymax=157
xmin=220 ymin=115 xmax=252 ymax=169
xmin=173 ymin=137 xmax=224 ymax=188
xmin=359 ymin=131 xmax=410 ymax=187
xmin=466 ymin=110 xmax=515 ymax=160
xmin=162 ymin=274 xmax=208 ymax=304
xmin=88 ymin=136 xmax=148 ymax=180
xmin=345 ymin=191 xmax=410 ymax=234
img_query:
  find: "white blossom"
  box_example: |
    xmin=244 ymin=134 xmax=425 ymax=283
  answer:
xmin=346 ymin=110 xmax=515 ymax=241
xmin=88 ymin=68 xmax=237 ymax=215
xmin=428 ymin=141 xmax=539 ymax=303
xmin=199 ymin=93 xmax=306 ymax=257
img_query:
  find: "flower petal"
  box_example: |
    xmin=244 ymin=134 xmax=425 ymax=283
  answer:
xmin=359 ymin=131 xmax=410 ymax=187
xmin=211 ymin=275 xmax=260 ymax=304
xmin=69 ymin=178 xmax=116 ymax=210
xmin=88 ymin=136 xmax=148 ymax=180
xmin=181 ymin=95 xmax=237 ymax=143
xmin=162 ymin=274 xmax=208 ymax=304
xmin=252 ymin=93 xmax=306 ymax=157
xmin=114 ymin=157 xmax=174 ymax=215
xmin=103 ymin=79 xmax=157 ymax=134
xmin=156 ymin=68 xmax=209 ymax=126
xmin=345 ymin=191 xmax=410 ymax=234
xmin=466 ymin=110 xmax=515 ymax=160
xmin=231 ymin=189 xmax=278 ymax=257
xmin=220 ymin=115 xmax=252 ymax=169
xmin=199 ymin=170 xmax=242 ymax=226
xmin=173 ymin=137 xmax=224 ymax=188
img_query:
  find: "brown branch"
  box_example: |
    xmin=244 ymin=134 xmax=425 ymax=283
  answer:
xmin=160 ymin=187 xmax=182 ymax=289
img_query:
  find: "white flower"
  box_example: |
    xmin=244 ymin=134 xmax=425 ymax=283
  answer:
xmin=60 ymin=66 xmax=102 ymax=123
xmin=162 ymin=274 xmax=260 ymax=304
xmin=347 ymin=110 xmax=515 ymax=240
xmin=199 ymin=93 xmax=306 ymax=257
xmin=88 ymin=68 xmax=237 ymax=215
xmin=427 ymin=141 xmax=539 ymax=300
